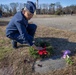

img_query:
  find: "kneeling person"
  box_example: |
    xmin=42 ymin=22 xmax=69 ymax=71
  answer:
xmin=6 ymin=1 xmax=43 ymax=50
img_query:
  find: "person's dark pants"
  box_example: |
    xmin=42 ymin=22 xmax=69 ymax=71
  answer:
xmin=8 ymin=24 xmax=37 ymax=48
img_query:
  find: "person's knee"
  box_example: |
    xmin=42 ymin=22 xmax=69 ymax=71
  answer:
xmin=6 ymin=34 xmax=14 ymax=40
xmin=33 ymin=24 xmax=37 ymax=30
xmin=28 ymin=24 xmax=37 ymax=30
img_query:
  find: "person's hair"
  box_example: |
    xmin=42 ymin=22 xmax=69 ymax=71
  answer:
xmin=23 ymin=7 xmax=30 ymax=12
xmin=24 ymin=7 xmax=27 ymax=11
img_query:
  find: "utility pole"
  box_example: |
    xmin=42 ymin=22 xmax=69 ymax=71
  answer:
xmin=34 ymin=0 xmax=39 ymax=15
xmin=36 ymin=0 xmax=38 ymax=9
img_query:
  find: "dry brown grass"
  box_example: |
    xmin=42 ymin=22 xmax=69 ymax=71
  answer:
xmin=0 ymin=23 xmax=76 ymax=75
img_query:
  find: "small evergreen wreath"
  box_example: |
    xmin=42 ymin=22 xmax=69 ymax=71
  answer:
xmin=29 ymin=40 xmax=54 ymax=59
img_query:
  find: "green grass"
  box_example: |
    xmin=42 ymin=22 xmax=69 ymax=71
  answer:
xmin=0 ymin=27 xmax=12 ymax=61
xmin=0 ymin=28 xmax=5 ymax=35
xmin=0 ymin=39 xmax=6 ymax=44
xmin=0 ymin=38 xmax=11 ymax=45
xmin=0 ymin=46 xmax=13 ymax=60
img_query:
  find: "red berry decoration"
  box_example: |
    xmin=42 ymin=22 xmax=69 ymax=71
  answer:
xmin=38 ymin=47 xmax=48 ymax=56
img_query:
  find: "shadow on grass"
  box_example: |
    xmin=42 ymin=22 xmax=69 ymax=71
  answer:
xmin=34 ymin=37 xmax=76 ymax=60
xmin=3 ymin=35 xmax=76 ymax=60
xmin=17 ymin=44 xmax=29 ymax=48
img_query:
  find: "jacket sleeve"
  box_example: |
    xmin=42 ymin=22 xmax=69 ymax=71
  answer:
xmin=15 ymin=20 xmax=33 ymax=46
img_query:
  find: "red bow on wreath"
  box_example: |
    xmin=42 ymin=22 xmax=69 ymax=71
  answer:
xmin=38 ymin=47 xmax=48 ymax=55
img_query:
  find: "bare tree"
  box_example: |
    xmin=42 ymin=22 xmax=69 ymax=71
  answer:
xmin=0 ymin=4 xmax=3 ymax=17
xmin=0 ymin=4 xmax=4 ymax=12
xmin=10 ymin=3 xmax=18 ymax=14
xmin=4 ymin=4 xmax=9 ymax=13
xmin=42 ymin=4 xmax=46 ymax=14
xmin=41 ymin=4 xmax=49 ymax=14
xmin=63 ymin=5 xmax=76 ymax=14
xmin=50 ymin=3 xmax=55 ymax=14
xmin=55 ymin=2 xmax=63 ymax=15
xmin=19 ymin=3 xmax=24 ymax=11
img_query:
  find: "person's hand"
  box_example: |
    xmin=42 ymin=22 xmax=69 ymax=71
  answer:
xmin=36 ymin=47 xmax=44 ymax=50
xmin=31 ymin=44 xmax=44 ymax=50
xmin=28 ymin=21 xmax=33 ymax=24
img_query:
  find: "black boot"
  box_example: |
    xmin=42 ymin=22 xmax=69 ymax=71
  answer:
xmin=11 ymin=40 xmax=17 ymax=49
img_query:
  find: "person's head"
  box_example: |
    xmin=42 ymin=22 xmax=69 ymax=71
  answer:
xmin=22 ymin=1 xmax=36 ymax=20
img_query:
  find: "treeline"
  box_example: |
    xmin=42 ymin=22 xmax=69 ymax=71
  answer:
xmin=0 ymin=3 xmax=26 ymax=17
xmin=0 ymin=2 xmax=76 ymax=17
xmin=37 ymin=2 xmax=76 ymax=15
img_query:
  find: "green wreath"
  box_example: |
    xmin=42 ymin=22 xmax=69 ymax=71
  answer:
xmin=29 ymin=40 xmax=54 ymax=59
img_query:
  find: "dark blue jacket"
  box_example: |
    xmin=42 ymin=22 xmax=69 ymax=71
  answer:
xmin=6 ymin=11 xmax=33 ymax=46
